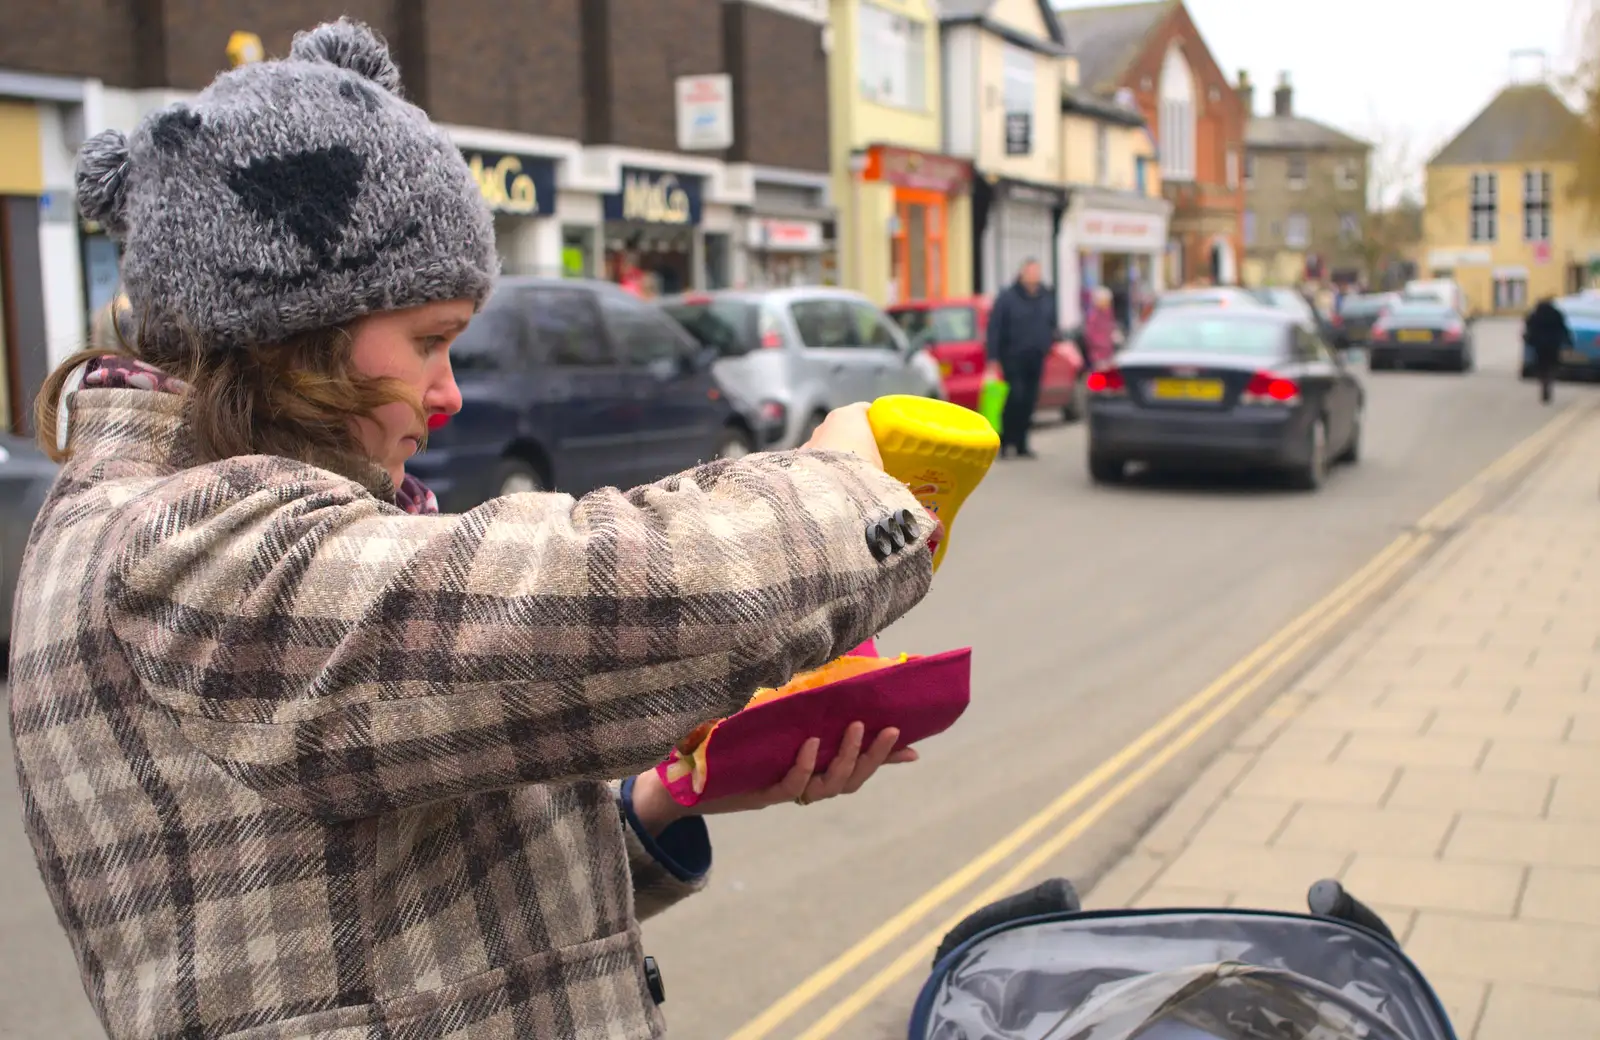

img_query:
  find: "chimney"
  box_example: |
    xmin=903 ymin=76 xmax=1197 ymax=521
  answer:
xmin=1273 ymin=72 xmax=1292 ymax=117
xmin=1237 ymin=70 xmax=1253 ymax=116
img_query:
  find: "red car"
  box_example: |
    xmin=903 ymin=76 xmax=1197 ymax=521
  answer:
xmin=887 ymin=296 xmax=1086 ymax=421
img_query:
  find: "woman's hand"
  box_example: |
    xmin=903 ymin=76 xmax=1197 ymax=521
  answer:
xmin=629 ymin=724 xmax=917 ymax=837
xmin=802 ymin=404 xmax=884 ymax=470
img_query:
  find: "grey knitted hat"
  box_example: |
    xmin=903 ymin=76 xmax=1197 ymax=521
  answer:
xmin=75 ymin=18 xmax=498 ymax=354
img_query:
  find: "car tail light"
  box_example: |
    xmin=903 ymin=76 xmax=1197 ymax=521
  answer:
xmin=760 ymin=330 xmax=784 ymax=349
xmin=1442 ymin=323 xmax=1463 ymax=342
xmin=1370 ymin=323 xmax=1388 ymax=341
xmin=1331 ymin=313 xmax=1344 ymax=327
xmin=1243 ymin=371 xmax=1300 ymax=405
xmin=759 ymin=400 xmax=787 ymax=425
xmin=1085 ymin=368 xmax=1126 ymax=395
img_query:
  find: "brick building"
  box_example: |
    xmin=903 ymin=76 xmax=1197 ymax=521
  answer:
xmin=0 ymin=0 xmax=837 ymax=430
xmin=1053 ymin=0 xmax=1244 ymax=289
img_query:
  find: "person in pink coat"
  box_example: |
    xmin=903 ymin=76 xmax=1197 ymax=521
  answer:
xmin=1083 ymin=286 xmax=1119 ymax=368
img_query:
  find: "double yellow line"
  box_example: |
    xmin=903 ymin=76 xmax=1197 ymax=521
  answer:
xmin=729 ymin=400 xmax=1592 ymax=1040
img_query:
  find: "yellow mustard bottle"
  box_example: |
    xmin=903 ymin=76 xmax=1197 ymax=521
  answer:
xmin=867 ymin=395 xmax=1001 ymax=573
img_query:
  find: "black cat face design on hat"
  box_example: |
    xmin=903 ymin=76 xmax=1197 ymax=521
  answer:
xmin=76 ymin=18 xmax=498 ymax=354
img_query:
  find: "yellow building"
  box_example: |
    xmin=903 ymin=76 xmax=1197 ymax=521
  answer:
xmin=1423 ymin=82 xmax=1598 ymax=315
xmin=0 ymin=97 xmax=45 ymax=432
xmin=830 ymin=0 xmax=974 ymax=304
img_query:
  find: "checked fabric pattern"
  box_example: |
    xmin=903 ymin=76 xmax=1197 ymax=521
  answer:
xmin=8 ymin=387 xmax=936 ymax=1039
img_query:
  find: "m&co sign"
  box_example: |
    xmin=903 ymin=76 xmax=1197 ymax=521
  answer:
xmin=605 ymin=167 xmax=705 ymax=226
xmin=463 ymin=150 xmax=558 ymax=216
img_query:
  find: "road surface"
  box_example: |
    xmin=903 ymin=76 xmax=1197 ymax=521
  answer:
xmin=0 ymin=319 xmax=1577 ymax=1038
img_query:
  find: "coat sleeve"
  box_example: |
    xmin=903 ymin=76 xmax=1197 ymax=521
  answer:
xmin=112 ymin=448 xmax=937 ymax=822
xmin=986 ymin=294 xmax=1007 ymax=360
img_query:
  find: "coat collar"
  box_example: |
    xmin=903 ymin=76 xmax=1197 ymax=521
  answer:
xmin=63 ymin=386 xmax=397 ymax=500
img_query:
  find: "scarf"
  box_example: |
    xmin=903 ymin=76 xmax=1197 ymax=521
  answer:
xmin=78 ymin=356 xmax=441 ymax=515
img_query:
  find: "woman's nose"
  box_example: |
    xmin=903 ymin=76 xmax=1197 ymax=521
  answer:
xmin=425 ymin=362 xmax=463 ymax=417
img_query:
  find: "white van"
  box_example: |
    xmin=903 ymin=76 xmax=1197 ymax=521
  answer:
xmin=1403 ymin=278 xmax=1469 ymax=318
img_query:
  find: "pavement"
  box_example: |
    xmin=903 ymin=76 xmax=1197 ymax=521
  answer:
xmin=0 ymin=318 xmax=1590 ymax=1038
xmin=1085 ymin=393 xmax=1600 ymax=1038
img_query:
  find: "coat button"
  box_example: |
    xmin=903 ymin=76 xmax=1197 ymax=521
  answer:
xmin=866 ymin=520 xmax=895 ymax=560
xmin=892 ymin=508 xmax=918 ymax=542
xmin=644 ymin=955 xmax=665 ymax=1004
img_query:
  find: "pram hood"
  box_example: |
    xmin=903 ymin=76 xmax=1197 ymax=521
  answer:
xmin=910 ymin=909 xmax=1455 ymax=1040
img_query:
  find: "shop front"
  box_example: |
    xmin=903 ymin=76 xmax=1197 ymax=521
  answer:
xmin=461 ymin=148 xmax=565 ymax=277
xmin=973 ymin=176 xmax=1067 ymax=297
xmin=603 ymin=166 xmax=707 ymax=297
xmin=742 ymin=174 xmax=836 ymax=289
xmin=1058 ymin=188 xmax=1171 ymax=331
xmin=849 ymin=144 xmax=974 ymax=306
xmin=0 ymin=96 xmax=47 ymax=433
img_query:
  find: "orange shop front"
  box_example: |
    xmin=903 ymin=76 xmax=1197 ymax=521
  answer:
xmin=849 ymin=144 xmax=973 ymax=306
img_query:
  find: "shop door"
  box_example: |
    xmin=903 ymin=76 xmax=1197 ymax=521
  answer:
xmin=997 ymin=202 xmax=1053 ymax=290
xmin=893 ymin=190 xmax=947 ymax=302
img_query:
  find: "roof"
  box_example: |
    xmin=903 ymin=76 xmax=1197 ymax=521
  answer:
xmin=940 ymin=0 xmax=1068 ymax=55
xmin=1053 ymin=0 xmax=1176 ymax=93
xmin=1246 ymin=115 xmax=1370 ymax=152
xmin=1429 ymin=84 xmax=1585 ymax=167
xmin=1062 ymin=83 xmax=1147 ymax=126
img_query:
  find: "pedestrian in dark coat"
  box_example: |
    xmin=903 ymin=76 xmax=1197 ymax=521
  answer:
xmin=986 ymin=259 xmax=1059 ymax=458
xmin=1524 ymin=297 xmax=1573 ymax=404
xmin=11 ymin=20 xmax=937 ymax=1040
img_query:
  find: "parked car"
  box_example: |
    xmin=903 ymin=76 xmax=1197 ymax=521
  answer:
xmin=1522 ymin=293 xmax=1600 ymax=380
xmin=1085 ymin=307 xmax=1363 ymax=491
xmin=658 ymin=287 xmax=944 ymax=451
xmin=2 ymin=433 xmax=58 ymax=660
xmin=405 ymin=277 xmax=742 ymax=510
xmin=1368 ymin=299 xmax=1474 ymax=372
xmin=1334 ymin=292 xmax=1402 ymax=349
xmin=1152 ymin=286 xmax=1265 ymax=312
xmin=1245 ymin=286 xmax=1343 ymax=347
xmin=1403 ymin=277 xmax=1469 ymax=318
xmin=885 ymin=297 xmax=1086 ymax=421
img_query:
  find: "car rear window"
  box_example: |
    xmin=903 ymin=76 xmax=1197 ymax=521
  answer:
xmin=1387 ymin=304 xmax=1453 ymax=322
xmin=1340 ymin=296 xmax=1392 ymax=317
xmin=661 ymin=299 xmax=758 ymax=356
xmin=891 ymin=306 xmax=978 ymax=344
xmin=1126 ymin=316 xmax=1287 ymax=357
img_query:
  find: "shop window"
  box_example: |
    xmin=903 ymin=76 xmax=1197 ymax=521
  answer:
xmin=1470 ymin=172 xmax=1497 ymax=243
xmin=1285 ymin=213 xmax=1309 ymax=248
xmin=1493 ymin=274 xmax=1527 ymax=311
xmin=1158 ymin=45 xmax=1195 ymax=182
xmin=562 ymin=227 xmax=596 ymax=278
xmin=790 ymin=299 xmax=860 ymax=348
xmin=703 ymin=232 xmax=732 ymax=290
xmin=891 ymin=192 xmax=947 ymax=302
xmin=530 ymin=287 xmax=611 ymax=367
xmin=1523 ymin=170 xmax=1552 ymax=243
xmin=858 ymin=2 xmax=927 ymax=110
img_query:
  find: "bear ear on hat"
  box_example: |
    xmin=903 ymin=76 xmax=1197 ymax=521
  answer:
xmin=288 ymin=18 xmax=403 ymax=96
xmin=76 ymin=129 xmax=132 ymax=235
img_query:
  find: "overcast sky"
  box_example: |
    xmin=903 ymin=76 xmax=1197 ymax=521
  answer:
xmin=1055 ymin=0 xmax=1585 ymax=184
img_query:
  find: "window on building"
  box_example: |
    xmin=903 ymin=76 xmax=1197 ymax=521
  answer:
xmin=1135 ymin=155 xmax=1149 ymax=194
xmin=1285 ymin=213 xmax=1309 ymax=248
xmin=1336 ymin=160 xmax=1359 ymax=191
xmin=1523 ymin=169 xmax=1552 ymax=242
xmin=858 ymin=2 xmax=926 ymax=110
xmin=1287 ymin=155 xmax=1307 ymax=190
xmin=1158 ymin=44 xmax=1195 ymax=182
xmin=1225 ymin=148 xmax=1239 ymax=190
xmin=1002 ymin=45 xmax=1035 ymax=157
xmin=1095 ymin=123 xmax=1110 ymax=186
xmin=1243 ymin=153 xmax=1255 ymax=188
xmin=1470 ymin=172 xmax=1498 ymax=243
xmin=1339 ymin=212 xmax=1361 ymax=241
xmin=1494 ymin=273 xmax=1528 ymax=310
xmin=1243 ymin=210 xmax=1257 ymax=247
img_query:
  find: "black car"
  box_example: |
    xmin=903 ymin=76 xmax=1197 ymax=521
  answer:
xmin=1333 ymin=292 xmax=1401 ymax=349
xmin=1 ymin=433 xmax=58 ymax=659
xmin=1086 ymin=309 xmax=1363 ymax=491
xmin=1368 ymin=300 xmax=1474 ymax=372
xmin=406 ymin=277 xmax=744 ymax=510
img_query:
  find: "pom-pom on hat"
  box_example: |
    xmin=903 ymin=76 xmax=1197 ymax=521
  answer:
xmin=76 ymin=18 xmax=498 ymax=355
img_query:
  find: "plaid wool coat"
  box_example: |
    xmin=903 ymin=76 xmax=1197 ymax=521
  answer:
xmin=8 ymin=387 xmax=936 ymax=1039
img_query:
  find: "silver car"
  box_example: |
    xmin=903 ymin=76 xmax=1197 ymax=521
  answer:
xmin=2 ymin=433 xmax=58 ymax=660
xmin=660 ymin=287 xmax=945 ymax=449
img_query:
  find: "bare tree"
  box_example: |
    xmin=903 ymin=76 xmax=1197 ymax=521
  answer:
xmin=1289 ymin=124 xmax=1425 ymax=288
xmin=1565 ymin=0 xmax=1600 ymax=210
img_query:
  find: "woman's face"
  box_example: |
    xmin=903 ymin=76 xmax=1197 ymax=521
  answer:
xmin=347 ymin=299 xmax=473 ymax=487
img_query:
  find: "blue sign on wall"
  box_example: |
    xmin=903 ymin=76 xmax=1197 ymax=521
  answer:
xmin=462 ymin=150 xmax=558 ymax=216
xmin=604 ymin=166 xmax=704 ymax=226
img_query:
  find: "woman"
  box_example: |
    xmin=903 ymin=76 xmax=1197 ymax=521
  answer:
xmin=1083 ymin=286 xmax=1119 ymax=369
xmin=10 ymin=21 xmax=937 ymax=1040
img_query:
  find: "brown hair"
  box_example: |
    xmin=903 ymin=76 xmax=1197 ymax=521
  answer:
xmin=35 ymin=312 xmax=424 ymax=469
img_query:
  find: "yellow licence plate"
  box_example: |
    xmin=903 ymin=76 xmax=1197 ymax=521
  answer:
xmin=1151 ymin=378 xmax=1224 ymax=402
xmin=1562 ymin=349 xmax=1586 ymax=364
xmin=1397 ymin=329 xmax=1433 ymax=343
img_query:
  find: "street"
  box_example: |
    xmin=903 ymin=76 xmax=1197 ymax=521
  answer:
xmin=0 ymin=319 xmax=1581 ymax=1038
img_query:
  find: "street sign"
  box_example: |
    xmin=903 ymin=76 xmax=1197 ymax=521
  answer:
xmin=675 ymin=74 xmax=733 ymax=151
